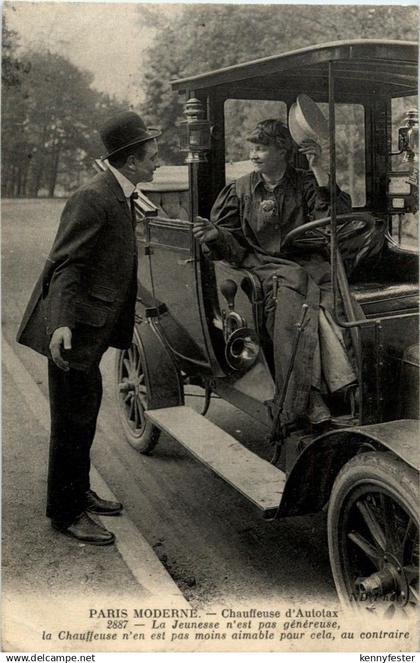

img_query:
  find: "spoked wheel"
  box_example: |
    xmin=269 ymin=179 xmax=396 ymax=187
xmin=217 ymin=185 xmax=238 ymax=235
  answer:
xmin=115 ymin=329 xmax=160 ymax=453
xmin=328 ymin=452 xmax=419 ymax=616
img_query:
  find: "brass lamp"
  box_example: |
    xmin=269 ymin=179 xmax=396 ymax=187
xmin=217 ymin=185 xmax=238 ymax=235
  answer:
xmin=406 ymin=109 xmax=418 ymax=188
xmin=179 ymin=98 xmax=210 ymax=163
xmin=399 ymin=109 xmax=418 ymax=186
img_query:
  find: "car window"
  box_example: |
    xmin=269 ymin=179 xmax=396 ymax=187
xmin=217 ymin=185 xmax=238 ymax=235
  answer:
xmin=224 ymin=100 xmax=366 ymax=207
xmin=318 ymin=103 xmax=366 ymax=208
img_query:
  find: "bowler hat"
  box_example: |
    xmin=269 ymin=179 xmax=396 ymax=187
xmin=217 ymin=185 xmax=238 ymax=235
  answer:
xmin=100 ymin=111 xmax=161 ymax=159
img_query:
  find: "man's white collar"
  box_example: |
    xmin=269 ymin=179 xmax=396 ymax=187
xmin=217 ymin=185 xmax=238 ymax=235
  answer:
xmin=106 ymin=161 xmax=159 ymax=216
xmin=107 ymin=162 xmax=136 ymax=199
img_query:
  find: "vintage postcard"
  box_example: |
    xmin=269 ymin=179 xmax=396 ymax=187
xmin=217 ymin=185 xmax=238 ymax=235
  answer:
xmin=2 ymin=0 xmax=418 ymax=654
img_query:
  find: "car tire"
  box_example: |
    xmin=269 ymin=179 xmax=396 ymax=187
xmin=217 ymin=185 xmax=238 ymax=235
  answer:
xmin=115 ymin=328 xmax=160 ymax=454
xmin=328 ymin=451 xmax=418 ymax=614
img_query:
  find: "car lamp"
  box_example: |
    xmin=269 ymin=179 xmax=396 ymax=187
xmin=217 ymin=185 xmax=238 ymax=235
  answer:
xmin=398 ymin=109 xmax=418 ymax=187
xmin=179 ymin=98 xmax=210 ymax=163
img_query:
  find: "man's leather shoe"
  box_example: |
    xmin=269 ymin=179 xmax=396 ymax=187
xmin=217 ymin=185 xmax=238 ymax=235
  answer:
xmin=51 ymin=512 xmax=115 ymax=545
xmin=85 ymin=489 xmax=123 ymax=516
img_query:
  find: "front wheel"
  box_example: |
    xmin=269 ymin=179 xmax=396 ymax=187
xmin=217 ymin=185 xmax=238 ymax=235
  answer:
xmin=328 ymin=452 xmax=418 ymax=615
xmin=115 ymin=329 xmax=160 ymax=454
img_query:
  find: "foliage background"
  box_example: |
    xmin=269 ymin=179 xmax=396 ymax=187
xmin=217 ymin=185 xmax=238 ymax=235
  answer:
xmin=2 ymin=3 xmax=418 ymax=197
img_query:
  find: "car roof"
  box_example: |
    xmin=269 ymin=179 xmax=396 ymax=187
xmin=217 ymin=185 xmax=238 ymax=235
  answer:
xmin=171 ymin=40 xmax=417 ymax=99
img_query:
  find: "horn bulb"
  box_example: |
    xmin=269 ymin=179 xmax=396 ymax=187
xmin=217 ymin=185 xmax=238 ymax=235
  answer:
xmin=220 ymin=279 xmax=238 ymax=310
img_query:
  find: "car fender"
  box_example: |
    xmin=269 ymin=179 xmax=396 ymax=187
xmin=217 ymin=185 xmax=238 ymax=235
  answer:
xmin=136 ymin=319 xmax=184 ymax=410
xmin=277 ymin=419 xmax=419 ymax=518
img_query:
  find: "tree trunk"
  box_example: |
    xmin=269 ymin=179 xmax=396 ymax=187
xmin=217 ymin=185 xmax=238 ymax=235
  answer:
xmin=21 ymin=160 xmax=29 ymax=197
xmin=48 ymin=145 xmax=61 ymax=197
xmin=29 ymin=121 xmax=50 ymax=197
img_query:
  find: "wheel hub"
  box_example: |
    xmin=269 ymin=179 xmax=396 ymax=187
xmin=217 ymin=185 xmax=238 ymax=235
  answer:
xmin=119 ymin=379 xmax=136 ymax=391
xmin=355 ymin=552 xmax=409 ymax=605
xmin=119 ymin=378 xmax=140 ymax=396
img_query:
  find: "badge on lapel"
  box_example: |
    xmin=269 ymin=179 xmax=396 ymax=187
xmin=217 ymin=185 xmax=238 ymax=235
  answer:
xmin=258 ymin=198 xmax=279 ymax=230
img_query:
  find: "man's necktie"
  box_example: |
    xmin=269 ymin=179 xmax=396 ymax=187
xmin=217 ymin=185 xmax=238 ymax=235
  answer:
xmin=129 ymin=191 xmax=139 ymax=231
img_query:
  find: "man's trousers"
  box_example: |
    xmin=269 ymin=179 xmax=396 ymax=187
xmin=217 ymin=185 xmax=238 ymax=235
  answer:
xmin=46 ymin=359 xmax=103 ymax=524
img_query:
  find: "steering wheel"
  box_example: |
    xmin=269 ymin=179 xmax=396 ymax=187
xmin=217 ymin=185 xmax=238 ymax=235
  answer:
xmin=281 ymin=212 xmax=377 ymax=250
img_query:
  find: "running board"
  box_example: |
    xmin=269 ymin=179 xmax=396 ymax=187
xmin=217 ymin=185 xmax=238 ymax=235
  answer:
xmin=146 ymin=406 xmax=285 ymax=518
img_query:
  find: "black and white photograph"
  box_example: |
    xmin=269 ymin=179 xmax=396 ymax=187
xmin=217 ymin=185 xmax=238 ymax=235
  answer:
xmin=2 ymin=0 xmax=419 ymax=655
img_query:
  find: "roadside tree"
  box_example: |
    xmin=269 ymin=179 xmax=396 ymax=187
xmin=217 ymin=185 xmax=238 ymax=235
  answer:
xmin=138 ymin=5 xmax=418 ymax=165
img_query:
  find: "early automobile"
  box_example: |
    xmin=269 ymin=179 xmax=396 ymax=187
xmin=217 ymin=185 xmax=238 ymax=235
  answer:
xmin=114 ymin=41 xmax=418 ymax=611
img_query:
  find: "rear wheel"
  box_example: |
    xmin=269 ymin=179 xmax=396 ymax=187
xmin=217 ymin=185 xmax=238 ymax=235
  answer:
xmin=115 ymin=329 xmax=160 ymax=453
xmin=328 ymin=452 xmax=419 ymax=615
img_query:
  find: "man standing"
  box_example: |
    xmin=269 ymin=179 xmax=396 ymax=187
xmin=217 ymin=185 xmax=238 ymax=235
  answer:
xmin=17 ymin=111 xmax=160 ymax=545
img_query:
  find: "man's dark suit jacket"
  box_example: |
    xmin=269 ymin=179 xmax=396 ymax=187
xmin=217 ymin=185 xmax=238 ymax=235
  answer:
xmin=17 ymin=169 xmax=138 ymax=371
